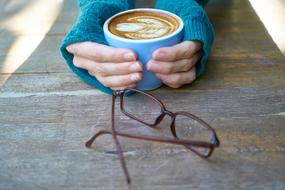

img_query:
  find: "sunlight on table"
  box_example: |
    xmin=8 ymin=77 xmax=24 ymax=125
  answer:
xmin=0 ymin=0 xmax=63 ymax=85
xmin=249 ymin=0 xmax=285 ymax=55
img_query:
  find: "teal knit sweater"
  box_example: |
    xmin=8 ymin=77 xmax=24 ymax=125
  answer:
xmin=60 ymin=0 xmax=214 ymax=95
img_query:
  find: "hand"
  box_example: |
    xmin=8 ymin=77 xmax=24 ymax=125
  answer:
xmin=66 ymin=42 xmax=143 ymax=90
xmin=147 ymin=41 xmax=202 ymax=88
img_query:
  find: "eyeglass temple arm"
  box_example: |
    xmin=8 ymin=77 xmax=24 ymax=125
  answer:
xmin=110 ymin=94 xmax=131 ymax=184
xmin=85 ymin=129 xmax=215 ymax=149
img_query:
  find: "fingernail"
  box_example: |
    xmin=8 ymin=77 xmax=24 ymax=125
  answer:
xmin=156 ymin=73 xmax=162 ymax=79
xmin=130 ymin=74 xmax=141 ymax=81
xmin=155 ymin=51 xmax=166 ymax=60
xmin=124 ymin=52 xmax=135 ymax=61
xmin=130 ymin=62 xmax=142 ymax=72
xmin=148 ymin=62 xmax=160 ymax=71
xmin=66 ymin=46 xmax=73 ymax=53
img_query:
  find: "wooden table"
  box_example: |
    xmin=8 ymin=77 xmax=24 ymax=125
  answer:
xmin=0 ymin=0 xmax=284 ymax=189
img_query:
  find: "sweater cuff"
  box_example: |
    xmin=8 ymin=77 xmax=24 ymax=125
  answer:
xmin=183 ymin=18 xmax=214 ymax=77
xmin=60 ymin=2 xmax=132 ymax=95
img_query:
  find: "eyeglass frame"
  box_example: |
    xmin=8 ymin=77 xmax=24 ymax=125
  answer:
xmin=85 ymin=88 xmax=220 ymax=184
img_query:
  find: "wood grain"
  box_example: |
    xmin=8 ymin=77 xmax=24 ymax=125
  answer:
xmin=0 ymin=0 xmax=284 ymax=189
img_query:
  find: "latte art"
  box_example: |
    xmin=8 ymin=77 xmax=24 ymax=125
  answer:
xmin=109 ymin=11 xmax=180 ymax=40
xmin=115 ymin=16 xmax=175 ymax=40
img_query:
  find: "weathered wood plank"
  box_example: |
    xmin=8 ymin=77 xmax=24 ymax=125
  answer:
xmin=0 ymin=73 xmax=93 ymax=94
xmin=1 ymin=87 xmax=284 ymax=122
xmin=1 ymin=56 xmax=284 ymax=93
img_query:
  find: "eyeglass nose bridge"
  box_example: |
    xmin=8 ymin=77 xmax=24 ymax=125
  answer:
xmin=163 ymin=110 xmax=175 ymax=118
xmin=154 ymin=109 xmax=174 ymax=126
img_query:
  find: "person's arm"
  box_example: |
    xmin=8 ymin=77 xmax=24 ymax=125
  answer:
xmin=154 ymin=0 xmax=214 ymax=78
xmin=60 ymin=0 xmax=135 ymax=95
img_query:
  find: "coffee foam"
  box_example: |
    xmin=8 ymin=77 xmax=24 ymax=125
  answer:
xmin=109 ymin=11 xmax=179 ymax=40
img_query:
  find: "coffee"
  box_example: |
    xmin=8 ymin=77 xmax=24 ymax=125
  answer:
xmin=108 ymin=11 xmax=180 ymax=40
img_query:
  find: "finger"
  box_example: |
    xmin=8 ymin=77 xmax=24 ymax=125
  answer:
xmin=156 ymin=67 xmax=196 ymax=88
xmin=73 ymin=56 xmax=143 ymax=76
xmin=96 ymin=73 xmax=143 ymax=88
xmin=66 ymin=42 xmax=136 ymax=62
xmin=153 ymin=41 xmax=202 ymax=62
xmin=147 ymin=51 xmax=202 ymax=74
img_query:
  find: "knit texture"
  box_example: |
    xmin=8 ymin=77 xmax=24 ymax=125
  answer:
xmin=60 ymin=0 xmax=214 ymax=95
xmin=196 ymin=0 xmax=210 ymax=7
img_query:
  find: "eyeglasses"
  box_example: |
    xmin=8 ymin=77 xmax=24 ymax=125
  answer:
xmin=85 ymin=88 xmax=220 ymax=184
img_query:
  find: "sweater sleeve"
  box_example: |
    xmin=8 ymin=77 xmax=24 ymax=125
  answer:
xmin=60 ymin=0 xmax=135 ymax=95
xmin=155 ymin=0 xmax=214 ymax=77
xmin=196 ymin=0 xmax=210 ymax=7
